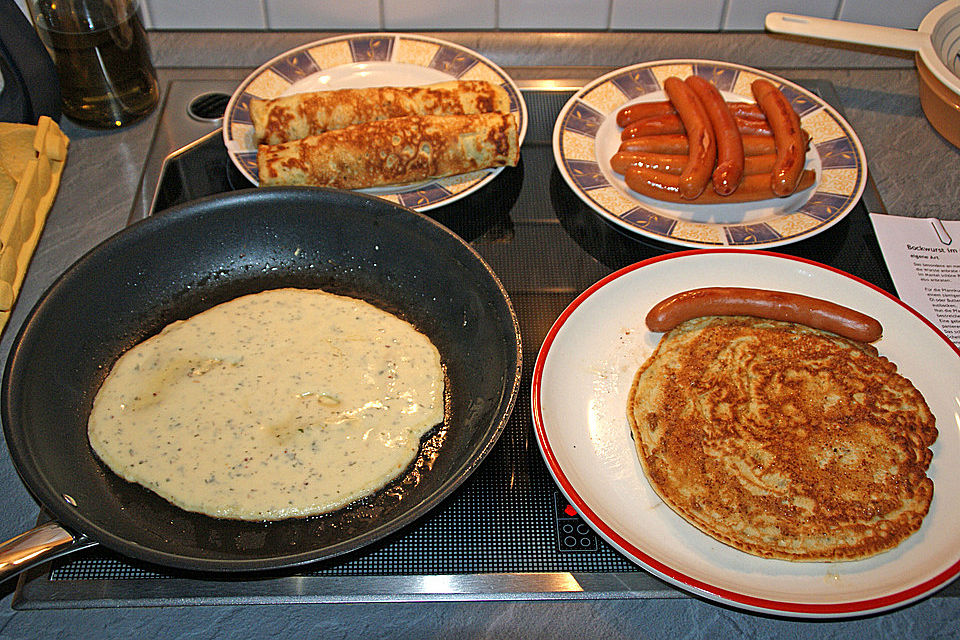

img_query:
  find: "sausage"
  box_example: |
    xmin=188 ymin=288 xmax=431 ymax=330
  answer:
xmin=726 ymin=102 xmax=766 ymax=120
xmin=624 ymin=166 xmax=815 ymax=204
xmin=616 ymin=101 xmax=676 ymax=127
xmin=620 ymin=113 xmax=773 ymax=140
xmin=685 ymin=75 xmax=744 ymax=196
xmin=619 ymin=133 xmax=691 ymax=155
xmin=616 ymin=100 xmax=765 ymax=128
xmin=663 ymin=77 xmax=715 ymax=200
xmin=645 ymin=287 xmax=883 ymax=343
xmin=742 ymin=153 xmax=777 ymax=176
xmin=621 ymin=113 xmax=688 ymax=138
xmin=611 ymin=151 xmax=687 ymax=175
xmin=620 ymin=133 xmax=778 ymax=156
xmin=611 ymin=151 xmax=777 ymax=177
xmin=735 ymin=117 xmax=773 ymax=137
xmin=751 ymin=79 xmax=806 ymax=197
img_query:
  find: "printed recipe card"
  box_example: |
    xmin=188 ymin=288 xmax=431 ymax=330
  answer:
xmin=870 ymin=213 xmax=960 ymax=346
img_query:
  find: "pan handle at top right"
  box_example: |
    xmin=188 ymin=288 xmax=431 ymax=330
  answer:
xmin=765 ymin=12 xmax=925 ymax=52
xmin=0 ymin=521 xmax=97 ymax=583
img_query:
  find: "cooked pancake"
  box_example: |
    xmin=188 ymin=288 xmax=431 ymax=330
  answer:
xmin=257 ymin=112 xmax=519 ymax=189
xmin=88 ymin=288 xmax=445 ymax=521
xmin=627 ymin=315 xmax=938 ymax=562
xmin=250 ymin=80 xmax=512 ymax=145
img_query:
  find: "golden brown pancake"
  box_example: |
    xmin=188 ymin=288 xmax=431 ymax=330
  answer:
xmin=257 ymin=112 xmax=519 ymax=189
xmin=250 ymin=80 xmax=512 ymax=145
xmin=628 ymin=315 xmax=937 ymax=562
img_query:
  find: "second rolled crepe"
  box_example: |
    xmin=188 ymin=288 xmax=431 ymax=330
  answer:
xmin=257 ymin=112 xmax=519 ymax=189
xmin=251 ymin=80 xmax=512 ymax=145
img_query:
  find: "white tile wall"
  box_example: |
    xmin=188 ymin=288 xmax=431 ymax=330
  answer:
xmin=610 ymin=0 xmax=724 ymax=30
xmin=265 ymin=0 xmax=380 ymax=29
xmin=383 ymin=0 xmax=496 ymax=29
xmin=139 ymin=1 xmax=153 ymax=28
xmin=499 ymin=0 xmax=609 ymax=30
xmin=134 ymin=0 xmax=937 ymax=31
xmin=148 ymin=0 xmax=266 ymax=29
xmin=722 ymin=0 xmax=839 ymax=31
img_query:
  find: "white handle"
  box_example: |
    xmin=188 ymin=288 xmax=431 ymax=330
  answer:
xmin=765 ymin=12 xmax=925 ymax=52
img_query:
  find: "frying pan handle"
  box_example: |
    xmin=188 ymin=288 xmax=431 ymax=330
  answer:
xmin=0 ymin=521 xmax=97 ymax=583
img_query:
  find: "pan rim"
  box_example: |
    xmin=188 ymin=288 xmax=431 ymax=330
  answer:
xmin=1 ymin=186 xmax=522 ymax=574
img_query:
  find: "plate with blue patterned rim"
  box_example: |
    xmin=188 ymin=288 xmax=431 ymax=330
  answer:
xmin=552 ymin=59 xmax=866 ymax=248
xmin=223 ymin=33 xmax=527 ymax=212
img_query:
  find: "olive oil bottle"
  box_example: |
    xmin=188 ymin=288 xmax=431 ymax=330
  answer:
xmin=29 ymin=0 xmax=158 ymax=128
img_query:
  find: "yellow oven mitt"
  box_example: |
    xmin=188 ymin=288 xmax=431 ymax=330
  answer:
xmin=0 ymin=116 xmax=69 ymax=334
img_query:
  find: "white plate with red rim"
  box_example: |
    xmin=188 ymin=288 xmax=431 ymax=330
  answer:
xmin=552 ymin=59 xmax=867 ymax=248
xmin=531 ymin=250 xmax=960 ymax=618
xmin=223 ymin=32 xmax=527 ymax=212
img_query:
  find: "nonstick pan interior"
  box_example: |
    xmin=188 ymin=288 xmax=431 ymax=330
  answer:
xmin=1 ymin=187 xmax=521 ymax=574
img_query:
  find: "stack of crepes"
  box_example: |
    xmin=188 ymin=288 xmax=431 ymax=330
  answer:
xmin=253 ymin=80 xmax=520 ymax=189
xmin=0 ymin=116 xmax=69 ymax=334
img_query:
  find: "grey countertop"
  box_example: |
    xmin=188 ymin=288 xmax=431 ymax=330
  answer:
xmin=0 ymin=31 xmax=958 ymax=639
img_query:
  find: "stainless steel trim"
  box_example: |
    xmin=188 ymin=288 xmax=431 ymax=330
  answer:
xmin=146 ymin=128 xmax=222 ymax=217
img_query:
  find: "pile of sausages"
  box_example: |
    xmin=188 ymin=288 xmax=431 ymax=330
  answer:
xmin=611 ymin=76 xmax=815 ymax=204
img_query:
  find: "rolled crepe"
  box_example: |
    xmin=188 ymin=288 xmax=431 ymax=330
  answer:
xmin=251 ymin=80 xmax=512 ymax=145
xmin=257 ymin=113 xmax=519 ymax=190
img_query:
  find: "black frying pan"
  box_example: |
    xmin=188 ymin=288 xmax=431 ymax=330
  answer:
xmin=0 ymin=187 xmax=521 ymax=580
